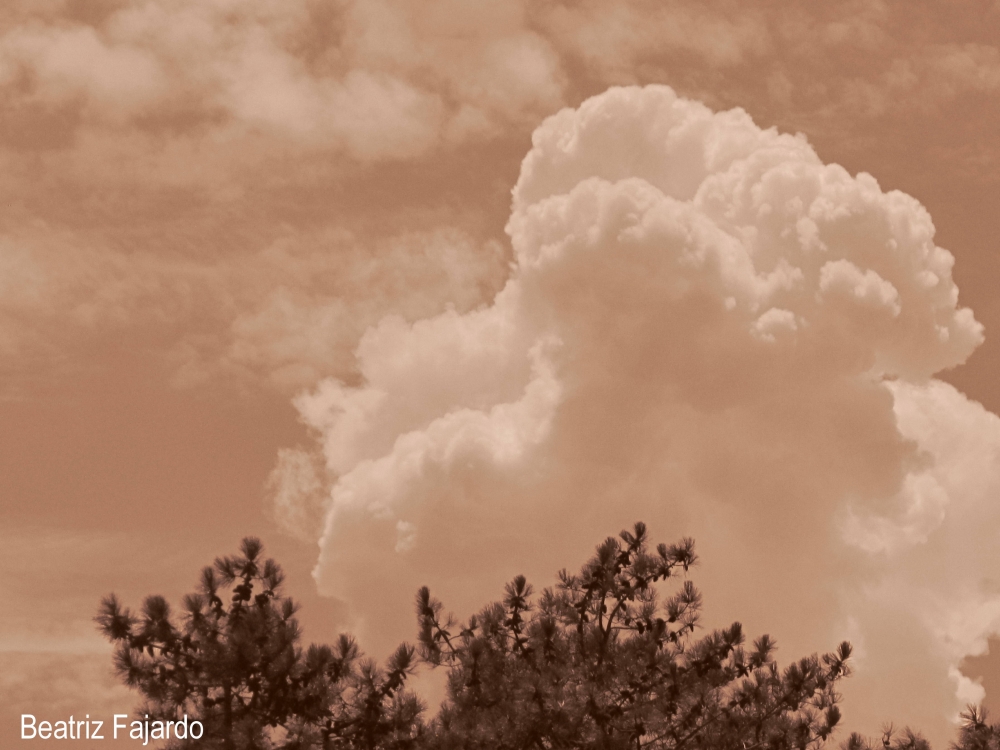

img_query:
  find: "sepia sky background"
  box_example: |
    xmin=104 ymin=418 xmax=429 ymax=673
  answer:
xmin=3 ymin=0 xmax=1000 ymax=746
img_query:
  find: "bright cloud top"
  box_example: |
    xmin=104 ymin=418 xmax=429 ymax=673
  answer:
xmin=282 ymin=85 xmax=992 ymax=743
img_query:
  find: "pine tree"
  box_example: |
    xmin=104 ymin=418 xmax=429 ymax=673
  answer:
xmin=948 ymin=705 xmax=1000 ymax=750
xmin=99 ymin=524 xmax=869 ymax=749
xmin=416 ymin=522 xmax=852 ymax=750
xmin=96 ymin=537 xmax=423 ymax=749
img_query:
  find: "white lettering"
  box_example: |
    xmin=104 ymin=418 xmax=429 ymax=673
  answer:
xmin=20 ymin=714 xmax=36 ymax=740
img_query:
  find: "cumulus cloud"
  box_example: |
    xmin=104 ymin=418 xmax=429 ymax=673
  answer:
xmin=287 ymin=85 xmax=992 ymax=744
xmin=2 ymin=0 xmax=998 ymax=399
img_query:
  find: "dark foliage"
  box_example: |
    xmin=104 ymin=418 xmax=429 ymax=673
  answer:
xmin=841 ymin=725 xmax=931 ymax=750
xmin=416 ymin=522 xmax=851 ymax=750
xmin=99 ymin=524 xmax=865 ymax=749
xmin=948 ymin=706 xmax=1000 ymax=750
xmin=96 ymin=537 xmax=422 ymax=749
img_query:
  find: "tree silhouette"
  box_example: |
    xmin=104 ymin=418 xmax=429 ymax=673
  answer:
xmin=96 ymin=537 xmax=422 ymax=749
xmin=840 ymin=725 xmax=930 ymax=750
xmin=416 ymin=522 xmax=852 ymax=750
xmin=947 ymin=705 xmax=1000 ymax=750
xmin=99 ymin=524 xmax=866 ymax=749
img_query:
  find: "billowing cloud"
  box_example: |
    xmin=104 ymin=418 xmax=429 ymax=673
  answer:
xmin=284 ymin=85 xmax=993 ymax=744
xmin=1 ymin=0 xmax=999 ymax=398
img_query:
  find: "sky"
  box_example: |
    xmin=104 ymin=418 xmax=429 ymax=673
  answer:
xmin=2 ymin=0 xmax=1000 ymax=746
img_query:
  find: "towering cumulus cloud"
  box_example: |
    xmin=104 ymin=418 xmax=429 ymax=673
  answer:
xmin=285 ymin=85 xmax=993 ymax=743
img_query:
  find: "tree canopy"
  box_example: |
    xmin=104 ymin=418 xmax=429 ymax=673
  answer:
xmin=96 ymin=537 xmax=422 ymax=749
xmin=97 ymin=522 xmax=979 ymax=750
xmin=416 ymin=523 xmax=849 ymax=750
